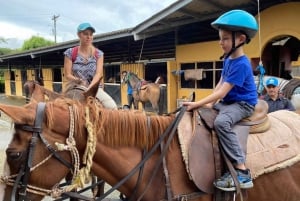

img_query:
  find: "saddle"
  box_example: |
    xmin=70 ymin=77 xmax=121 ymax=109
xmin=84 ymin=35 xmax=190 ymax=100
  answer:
xmin=177 ymin=100 xmax=270 ymax=193
xmin=178 ymin=100 xmax=300 ymax=194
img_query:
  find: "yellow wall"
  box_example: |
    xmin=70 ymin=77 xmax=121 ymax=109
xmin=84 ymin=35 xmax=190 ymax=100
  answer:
xmin=175 ymin=2 xmax=300 ymax=101
xmin=166 ymin=60 xmax=178 ymax=111
xmin=14 ymin=70 xmax=23 ymax=96
xmin=4 ymin=70 xmax=11 ymax=96
xmin=247 ymin=2 xmax=300 ymax=57
xmin=42 ymin=68 xmax=53 ymax=91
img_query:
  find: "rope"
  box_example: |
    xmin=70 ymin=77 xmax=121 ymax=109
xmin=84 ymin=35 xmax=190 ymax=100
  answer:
xmin=138 ymin=37 xmax=145 ymax=63
xmin=256 ymin=0 xmax=266 ymax=95
xmin=65 ymin=106 xmax=96 ymax=191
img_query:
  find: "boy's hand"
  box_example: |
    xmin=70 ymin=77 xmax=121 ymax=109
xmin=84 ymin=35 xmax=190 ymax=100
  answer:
xmin=182 ymin=101 xmax=197 ymax=111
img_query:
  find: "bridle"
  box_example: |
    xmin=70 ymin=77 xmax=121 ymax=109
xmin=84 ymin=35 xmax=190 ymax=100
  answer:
xmin=3 ymin=102 xmax=73 ymax=201
xmin=121 ymin=72 xmax=129 ymax=84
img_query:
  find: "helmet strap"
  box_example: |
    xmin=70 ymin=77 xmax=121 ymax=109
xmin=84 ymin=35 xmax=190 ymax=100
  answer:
xmin=220 ymin=32 xmax=246 ymax=60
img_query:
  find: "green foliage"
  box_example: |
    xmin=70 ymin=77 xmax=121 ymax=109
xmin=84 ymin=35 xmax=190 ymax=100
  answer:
xmin=22 ymin=36 xmax=55 ymax=50
xmin=0 ymin=47 xmax=14 ymax=55
xmin=0 ymin=37 xmax=6 ymax=44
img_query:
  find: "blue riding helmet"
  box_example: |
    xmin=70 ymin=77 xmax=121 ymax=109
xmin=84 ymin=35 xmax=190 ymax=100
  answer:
xmin=211 ymin=9 xmax=258 ymax=40
xmin=77 ymin=22 xmax=96 ymax=33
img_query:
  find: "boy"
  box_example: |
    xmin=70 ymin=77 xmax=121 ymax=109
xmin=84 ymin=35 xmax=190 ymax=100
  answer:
xmin=183 ymin=10 xmax=258 ymax=191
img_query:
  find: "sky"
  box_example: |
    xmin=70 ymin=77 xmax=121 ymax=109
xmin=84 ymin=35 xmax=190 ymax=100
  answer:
xmin=0 ymin=0 xmax=177 ymax=49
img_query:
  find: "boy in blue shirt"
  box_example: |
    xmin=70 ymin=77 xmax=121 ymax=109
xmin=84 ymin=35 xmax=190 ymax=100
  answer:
xmin=183 ymin=10 xmax=258 ymax=191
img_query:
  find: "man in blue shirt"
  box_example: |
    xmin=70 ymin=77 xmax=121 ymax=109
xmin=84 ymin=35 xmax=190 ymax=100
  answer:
xmin=262 ymin=77 xmax=295 ymax=113
xmin=122 ymin=71 xmax=137 ymax=109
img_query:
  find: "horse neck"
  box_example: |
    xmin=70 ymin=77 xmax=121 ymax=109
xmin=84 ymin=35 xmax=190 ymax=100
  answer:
xmin=128 ymin=75 xmax=141 ymax=89
xmin=92 ymin=140 xmax=200 ymax=200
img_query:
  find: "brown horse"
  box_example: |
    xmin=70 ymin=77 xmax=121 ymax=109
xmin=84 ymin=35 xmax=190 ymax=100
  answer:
xmin=0 ymin=81 xmax=300 ymax=200
xmin=22 ymin=80 xmax=105 ymax=200
xmin=121 ymin=71 xmax=162 ymax=114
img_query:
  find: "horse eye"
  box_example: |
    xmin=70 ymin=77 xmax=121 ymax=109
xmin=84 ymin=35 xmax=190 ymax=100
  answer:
xmin=6 ymin=150 xmax=23 ymax=161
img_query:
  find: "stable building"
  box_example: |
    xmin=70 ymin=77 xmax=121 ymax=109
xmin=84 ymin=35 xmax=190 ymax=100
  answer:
xmin=0 ymin=0 xmax=299 ymax=113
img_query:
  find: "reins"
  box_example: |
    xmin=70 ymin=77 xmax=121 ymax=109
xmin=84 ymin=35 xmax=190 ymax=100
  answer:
xmin=94 ymin=106 xmax=187 ymax=201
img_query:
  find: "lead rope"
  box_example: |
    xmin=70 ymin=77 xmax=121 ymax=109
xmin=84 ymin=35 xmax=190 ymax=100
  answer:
xmin=256 ymin=0 xmax=266 ymax=96
xmin=57 ymin=105 xmax=96 ymax=194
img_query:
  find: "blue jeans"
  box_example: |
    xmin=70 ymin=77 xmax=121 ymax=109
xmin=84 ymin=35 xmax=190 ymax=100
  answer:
xmin=213 ymin=101 xmax=254 ymax=165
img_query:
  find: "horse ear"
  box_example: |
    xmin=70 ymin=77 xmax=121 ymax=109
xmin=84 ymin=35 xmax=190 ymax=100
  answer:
xmin=0 ymin=104 xmax=35 ymax=124
xmin=83 ymin=78 xmax=100 ymax=99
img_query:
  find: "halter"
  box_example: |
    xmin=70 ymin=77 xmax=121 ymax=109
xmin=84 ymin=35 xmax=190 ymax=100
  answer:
xmin=2 ymin=102 xmax=73 ymax=201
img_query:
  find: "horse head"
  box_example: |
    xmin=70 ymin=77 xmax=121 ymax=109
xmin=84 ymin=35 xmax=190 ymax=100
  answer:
xmin=0 ymin=81 xmax=101 ymax=201
xmin=0 ymin=100 xmax=75 ymax=200
xmin=24 ymin=80 xmax=61 ymax=103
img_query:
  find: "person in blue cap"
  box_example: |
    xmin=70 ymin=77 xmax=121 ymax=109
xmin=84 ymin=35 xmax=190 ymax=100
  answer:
xmin=64 ymin=22 xmax=117 ymax=109
xmin=183 ymin=10 xmax=258 ymax=191
xmin=262 ymin=77 xmax=295 ymax=113
xmin=121 ymin=71 xmax=137 ymax=109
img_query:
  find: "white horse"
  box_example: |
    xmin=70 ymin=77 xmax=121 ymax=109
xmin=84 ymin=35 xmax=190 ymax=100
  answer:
xmin=254 ymin=75 xmax=300 ymax=110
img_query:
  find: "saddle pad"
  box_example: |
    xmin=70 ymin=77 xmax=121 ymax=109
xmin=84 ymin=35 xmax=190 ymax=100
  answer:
xmin=247 ymin=110 xmax=300 ymax=179
xmin=177 ymin=111 xmax=193 ymax=179
xmin=178 ymin=111 xmax=215 ymax=193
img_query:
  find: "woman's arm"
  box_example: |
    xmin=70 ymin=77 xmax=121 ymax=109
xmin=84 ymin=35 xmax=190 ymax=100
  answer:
xmin=64 ymin=56 xmax=80 ymax=81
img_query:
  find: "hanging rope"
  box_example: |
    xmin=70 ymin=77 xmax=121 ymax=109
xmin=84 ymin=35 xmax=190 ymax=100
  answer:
xmin=256 ymin=0 xmax=266 ymax=95
xmin=138 ymin=36 xmax=145 ymax=63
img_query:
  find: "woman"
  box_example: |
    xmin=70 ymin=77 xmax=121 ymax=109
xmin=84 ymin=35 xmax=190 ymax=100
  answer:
xmin=64 ymin=22 xmax=117 ymax=109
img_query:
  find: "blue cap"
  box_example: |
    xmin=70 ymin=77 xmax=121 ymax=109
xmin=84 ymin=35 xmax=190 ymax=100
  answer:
xmin=266 ymin=77 xmax=279 ymax=87
xmin=77 ymin=23 xmax=95 ymax=33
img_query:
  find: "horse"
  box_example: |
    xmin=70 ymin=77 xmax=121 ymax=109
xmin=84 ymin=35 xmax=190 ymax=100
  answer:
xmin=121 ymin=71 xmax=162 ymax=114
xmin=23 ymin=80 xmax=105 ymax=200
xmin=0 ymin=80 xmax=300 ymax=201
xmin=254 ymin=75 xmax=300 ymax=110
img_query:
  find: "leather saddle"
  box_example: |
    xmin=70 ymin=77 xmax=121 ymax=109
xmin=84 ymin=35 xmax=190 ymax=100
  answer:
xmin=180 ymin=100 xmax=269 ymax=193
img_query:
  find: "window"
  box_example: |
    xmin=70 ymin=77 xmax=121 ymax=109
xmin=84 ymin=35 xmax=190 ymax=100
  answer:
xmin=53 ymin=68 xmax=62 ymax=82
xmin=104 ymin=65 xmax=120 ymax=83
xmin=180 ymin=61 xmax=222 ymax=89
xmin=10 ymin=71 xmax=15 ymax=81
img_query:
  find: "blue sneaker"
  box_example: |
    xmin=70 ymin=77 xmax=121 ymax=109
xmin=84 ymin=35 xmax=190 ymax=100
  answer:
xmin=213 ymin=169 xmax=253 ymax=191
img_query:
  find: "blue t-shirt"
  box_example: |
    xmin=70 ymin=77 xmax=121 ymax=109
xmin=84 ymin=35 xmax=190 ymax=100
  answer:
xmin=127 ymin=83 xmax=133 ymax=95
xmin=221 ymin=55 xmax=257 ymax=106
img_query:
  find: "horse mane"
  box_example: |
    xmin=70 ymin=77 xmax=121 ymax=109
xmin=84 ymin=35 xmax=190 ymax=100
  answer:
xmin=85 ymin=97 xmax=176 ymax=150
xmin=45 ymin=98 xmax=85 ymax=138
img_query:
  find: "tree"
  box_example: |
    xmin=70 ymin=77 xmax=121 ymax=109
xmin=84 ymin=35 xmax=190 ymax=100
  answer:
xmin=22 ymin=36 xmax=55 ymax=50
xmin=0 ymin=37 xmax=12 ymax=55
xmin=0 ymin=37 xmax=6 ymax=44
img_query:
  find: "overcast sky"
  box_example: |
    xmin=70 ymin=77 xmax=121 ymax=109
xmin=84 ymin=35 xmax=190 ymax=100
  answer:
xmin=0 ymin=0 xmax=177 ymax=49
